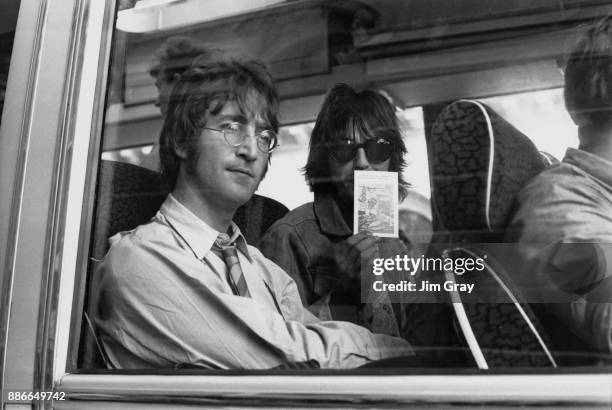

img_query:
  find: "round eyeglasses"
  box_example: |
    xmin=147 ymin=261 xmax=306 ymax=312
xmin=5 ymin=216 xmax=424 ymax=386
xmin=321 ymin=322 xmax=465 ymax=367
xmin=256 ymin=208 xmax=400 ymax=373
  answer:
xmin=329 ymin=137 xmax=394 ymax=163
xmin=203 ymin=125 xmax=279 ymax=154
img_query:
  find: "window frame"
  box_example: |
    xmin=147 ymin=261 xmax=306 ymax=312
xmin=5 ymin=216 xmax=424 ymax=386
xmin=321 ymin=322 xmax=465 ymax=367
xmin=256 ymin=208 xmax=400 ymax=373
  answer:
xmin=56 ymin=372 xmax=612 ymax=407
xmin=2 ymin=0 xmax=612 ymax=408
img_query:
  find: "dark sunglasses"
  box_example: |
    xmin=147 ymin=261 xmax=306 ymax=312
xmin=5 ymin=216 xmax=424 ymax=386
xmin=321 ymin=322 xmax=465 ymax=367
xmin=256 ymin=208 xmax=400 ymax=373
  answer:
xmin=329 ymin=137 xmax=394 ymax=164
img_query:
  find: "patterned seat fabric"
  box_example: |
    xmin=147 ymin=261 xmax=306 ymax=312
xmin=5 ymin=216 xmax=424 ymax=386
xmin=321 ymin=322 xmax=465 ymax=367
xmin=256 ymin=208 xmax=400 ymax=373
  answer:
xmin=234 ymin=194 xmax=289 ymax=245
xmin=442 ymin=247 xmax=557 ymax=368
xmin=428 ymin=100 xmax=555 ymax=368
xmin=430 ymin=99 xmax=547 ymax=242
xmin=91 ymin=160 xmax=168 ymax=260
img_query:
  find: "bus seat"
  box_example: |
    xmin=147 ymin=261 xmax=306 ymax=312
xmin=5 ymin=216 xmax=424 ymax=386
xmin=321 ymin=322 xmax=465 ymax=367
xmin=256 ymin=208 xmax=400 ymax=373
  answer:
xmin=91 ymin=160 xmax=167 ymax=261
xmin=428 ymin=99 xmax=555 ymax=368
xmin=80 ymin=160 xmax=289 ymax=369
xmin=539 ymin=151 xmax=560 ymax=167
xmin=429 ymin=99 xmax=547 ymax=243
xmin=234 ymin=193 xmax=290 ymax=246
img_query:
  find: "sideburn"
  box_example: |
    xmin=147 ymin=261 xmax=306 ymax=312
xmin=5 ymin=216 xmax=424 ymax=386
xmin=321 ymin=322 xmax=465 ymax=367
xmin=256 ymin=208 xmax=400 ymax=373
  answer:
xmin=183 ymin=141 xmax=201 ymax=177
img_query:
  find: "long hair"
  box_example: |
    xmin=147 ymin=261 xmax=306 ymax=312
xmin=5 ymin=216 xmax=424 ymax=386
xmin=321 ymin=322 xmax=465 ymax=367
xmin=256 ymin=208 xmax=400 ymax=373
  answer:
xmin=303 ymin=83 xmax=409 ymax=199
xmin=159 ymin=56 xmax=279 ymax=189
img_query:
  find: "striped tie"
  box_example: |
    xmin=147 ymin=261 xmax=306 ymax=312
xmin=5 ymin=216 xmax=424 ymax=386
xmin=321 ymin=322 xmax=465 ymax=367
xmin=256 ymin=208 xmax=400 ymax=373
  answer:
xmin=215 ymin=233 xmax=250 ymax=297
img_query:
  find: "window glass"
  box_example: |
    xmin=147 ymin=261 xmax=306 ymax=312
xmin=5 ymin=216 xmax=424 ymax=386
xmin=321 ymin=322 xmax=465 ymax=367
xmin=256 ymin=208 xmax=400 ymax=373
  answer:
xmin=101 ymin=105 xmax=427 ymax=210
xmin=256 ymin=122 xmax=314 ymax=209
xmin=482 ymin=88 xmax=578 ymax=160
xmin=102 ymin=145 xmax=154 ymax=165
xmin=80 ymin=0 xmax=612 ymax=375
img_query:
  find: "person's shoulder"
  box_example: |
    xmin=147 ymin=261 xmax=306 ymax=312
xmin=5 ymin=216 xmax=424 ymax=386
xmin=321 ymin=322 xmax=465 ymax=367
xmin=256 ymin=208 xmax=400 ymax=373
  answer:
xmin=262 ymin=202 xmax=316 ymax=234
xmin=519 ymin=162 xmax=591 ymax=201
xmin=109 ymin=216 xmax=171 ymax=249
xmin=100 ymin=218 xmax=174 ymax=279
xmin=276 ymin=202 xmax=316 ymax=224
xmin=510 ymin=160 xmax=607 ymax=235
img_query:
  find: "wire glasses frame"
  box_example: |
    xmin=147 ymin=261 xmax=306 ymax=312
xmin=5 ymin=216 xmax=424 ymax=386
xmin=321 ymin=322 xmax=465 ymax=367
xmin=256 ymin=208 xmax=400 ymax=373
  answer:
xmin=202 ymin=127 xmax=279 ymax=153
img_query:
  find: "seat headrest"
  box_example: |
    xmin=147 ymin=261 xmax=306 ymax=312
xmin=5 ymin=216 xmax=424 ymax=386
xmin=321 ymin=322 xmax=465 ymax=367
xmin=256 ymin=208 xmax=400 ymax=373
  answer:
xmin=430 ymin=100 xmax=546 ymax=238
xmin=92 ymin=160 xmax=168 ymax=259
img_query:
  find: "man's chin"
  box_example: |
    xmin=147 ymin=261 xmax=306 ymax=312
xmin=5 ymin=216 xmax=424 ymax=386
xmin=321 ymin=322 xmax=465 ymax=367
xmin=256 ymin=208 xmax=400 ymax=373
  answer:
xmin=333 ymin=182 xmax=353 ymax=203
xmin=228 ymin=185 xmax=259 ymax=208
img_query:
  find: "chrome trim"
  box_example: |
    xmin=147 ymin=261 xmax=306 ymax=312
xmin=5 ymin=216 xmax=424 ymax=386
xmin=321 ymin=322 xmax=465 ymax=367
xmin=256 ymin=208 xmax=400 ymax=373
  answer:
xmin=0 ymin=0 xmax=50 ymax=397
xmin=31 ymin=0 xmax=119 ymax=392
xmin=34 ymin=0 xmax=90 ymax=403
xmin=65 ymin=0 xmax=118 ymax=373
xmin=58 ymin=373 xmax=612 ymax=406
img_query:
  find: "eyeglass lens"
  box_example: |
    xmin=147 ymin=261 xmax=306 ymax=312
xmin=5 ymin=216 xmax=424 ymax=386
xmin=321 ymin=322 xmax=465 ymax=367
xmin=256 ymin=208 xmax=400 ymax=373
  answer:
xmin=330 ymin=138 xmax=393 ymax=163
xmin=225 ymin=129 xmax=276 ymax=152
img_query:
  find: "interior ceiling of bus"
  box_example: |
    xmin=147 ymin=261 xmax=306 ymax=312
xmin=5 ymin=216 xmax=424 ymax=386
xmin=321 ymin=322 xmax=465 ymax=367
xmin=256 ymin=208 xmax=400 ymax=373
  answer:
xmin=103 ymin=0 xmax=612 ymax=151
xmin=119 ymin=0 xmax=611 ymax=33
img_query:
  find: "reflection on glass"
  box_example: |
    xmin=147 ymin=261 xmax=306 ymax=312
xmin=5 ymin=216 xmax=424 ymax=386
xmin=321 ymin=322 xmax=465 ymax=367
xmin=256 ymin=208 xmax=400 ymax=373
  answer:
xmin=483 ymin=88 xmax=578 ymax=161
xmin=257 ymin=122 xmax=314 ymax=209
xmin=102 ymin=145 xmax=153 ymax=165
xmin=256 ymin=107 xmax=428 ymax=210
xmin=84 ymin=0 xmax=612 ymax=378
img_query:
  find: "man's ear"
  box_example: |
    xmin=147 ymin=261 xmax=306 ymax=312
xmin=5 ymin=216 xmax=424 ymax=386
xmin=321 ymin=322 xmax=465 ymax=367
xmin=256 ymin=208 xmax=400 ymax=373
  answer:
xmin=174 ymin=142 xmax=189 ymax=159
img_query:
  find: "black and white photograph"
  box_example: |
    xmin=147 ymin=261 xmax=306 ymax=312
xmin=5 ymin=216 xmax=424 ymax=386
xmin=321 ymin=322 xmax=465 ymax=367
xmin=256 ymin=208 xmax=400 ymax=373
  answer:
xmin=354 ymin=170 xmax=399 ymax=237
xmin=1 ymin=0 xmax=611 ymax=408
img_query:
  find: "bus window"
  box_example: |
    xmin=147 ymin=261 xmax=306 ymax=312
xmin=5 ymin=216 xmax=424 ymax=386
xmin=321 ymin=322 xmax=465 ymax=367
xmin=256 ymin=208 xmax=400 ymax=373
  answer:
xmin=78 ymin=0 xmax=612 ymax=368
xmin=46 ymin=0 xmax=612 ymax=407
xmin=101 ymin=108 xmax=428 ymax=210
xmin=482 ymin=88 xmax=578 ymax=160
xmin=102 ymin=144 xmax=154 ymax=165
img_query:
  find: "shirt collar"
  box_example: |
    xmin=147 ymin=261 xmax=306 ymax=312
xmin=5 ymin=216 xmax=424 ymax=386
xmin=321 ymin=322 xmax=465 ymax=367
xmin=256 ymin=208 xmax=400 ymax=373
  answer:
xmin=313 ymin=191 xmax=352 ymax=237
xmin=564 ymin=148 xmax=612 ymax=188
xmin=159 ymin=194 xmax=252 ymax=261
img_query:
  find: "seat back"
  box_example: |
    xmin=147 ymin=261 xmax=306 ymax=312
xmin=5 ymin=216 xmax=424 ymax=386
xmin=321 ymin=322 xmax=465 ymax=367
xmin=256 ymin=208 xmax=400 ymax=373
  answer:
xmin=428 ymin=100 xmax=555 ymax=368
xmin=91 ymin=160 xmax=167 ymax=260
xmin=79 ymin=160 xmax=289 ymax=369
xmin=429 ymin=99 xmax=547 ymax=243
xmin=234 ymin=193 xmax=289 ymax=244
xmin=442 ymin=247 xmax=557 ymax=368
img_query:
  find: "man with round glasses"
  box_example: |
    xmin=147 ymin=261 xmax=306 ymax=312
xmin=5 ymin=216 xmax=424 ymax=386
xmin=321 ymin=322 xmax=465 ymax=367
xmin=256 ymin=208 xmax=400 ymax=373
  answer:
xmin=259 ymin=84 xmax=424 ymax=338
xmin=94 ymin=59 xmax=412 ymax=369
xmin=201 ymin=123 xmax=277 ymax=154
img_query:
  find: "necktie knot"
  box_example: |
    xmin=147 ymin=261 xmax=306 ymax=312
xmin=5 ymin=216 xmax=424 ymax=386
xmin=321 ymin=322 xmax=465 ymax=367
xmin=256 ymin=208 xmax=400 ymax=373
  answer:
xmin=214 ymin=231 xmax=250 ymax=297
xmin=215 ymin=233 xmax=233 ymax=248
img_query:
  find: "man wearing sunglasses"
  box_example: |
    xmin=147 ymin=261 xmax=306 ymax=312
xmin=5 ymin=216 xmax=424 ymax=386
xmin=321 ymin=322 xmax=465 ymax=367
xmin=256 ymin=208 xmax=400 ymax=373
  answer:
xmin=259 ymin=84 xmax=423 ymax=338
xmin=94 ymin=60 xmax=413 ymax=369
